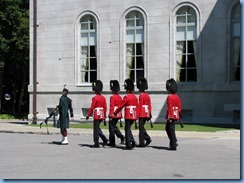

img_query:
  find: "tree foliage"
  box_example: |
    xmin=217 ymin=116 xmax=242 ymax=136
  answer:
xmin=0 ymin=0 xmax=29 ymax=117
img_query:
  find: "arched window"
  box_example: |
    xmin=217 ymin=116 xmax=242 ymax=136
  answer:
xmin=231 ymin=3 xmax=240 ymax=81
xmin=175 ymin=6 xmax=197 ymax=82
xmin=125 ymin=10 xmax=144 ymax=82
xmin=80 ymin=15 xmax=97 ymax=83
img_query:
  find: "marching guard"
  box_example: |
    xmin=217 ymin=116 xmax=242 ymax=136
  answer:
xmin=137 ymin=77 xmax=152 ymax=147
xmin=86 ymin=80 xmax=108 ymax=148
xmin=56 ymin=88 xmax=74 ymax=145
xmin=165 ymin=78 xmax=182 ymax=151
xmin=114 ymin=79 xmax=138 ymax=150
xmin=107 ymin=80 xmax=125 ymax=147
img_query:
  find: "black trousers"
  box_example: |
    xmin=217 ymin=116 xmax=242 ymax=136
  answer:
xmin=124 ymin=119 xmax=135 ymax=148
xmin=165 ymin=120 xmax=177 ymax=149
xmin=109 ymin=118 xmax=124 ymax=145
xmin=93 ymin=120 xmax=108 ymax=145
xmin=139 ymin=118 xmax=151 ymax=145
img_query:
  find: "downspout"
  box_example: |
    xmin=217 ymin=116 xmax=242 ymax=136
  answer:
xmin=32 ymin=0 xmax=37 ymax=124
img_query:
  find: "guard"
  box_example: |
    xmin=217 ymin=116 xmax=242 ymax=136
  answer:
xmin=107 ymin=80 xmax=125 ymax=147
xmin=86 ymin=80 xmax=108 ymax=148
xmin=165 ymin=78 xmax=182 ymax=151
xmin=114 ymin=78 xmax=138 ymax=150
xmin=137 ymin=77 xmax=152 ymax=147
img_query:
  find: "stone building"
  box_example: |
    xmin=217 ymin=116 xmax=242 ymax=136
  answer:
xmin=29 ymin=0 xmax=241 ymax=124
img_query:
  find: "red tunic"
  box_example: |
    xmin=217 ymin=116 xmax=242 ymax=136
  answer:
xmin=109 ymin=94 xmax=123 ymax=119
xmin=87 ymin=94 xmax=107 ymax=120
xmin=137 ymin=92 xmax=152 ymax=118
xmin=165 ymin=94 xmax=182 ymax=120
xmin=114 ymin=93 xmax=138 ymax=120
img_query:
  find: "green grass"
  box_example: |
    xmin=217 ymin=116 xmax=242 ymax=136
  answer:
xmin=32 ymin=122 xmax=236 ymax=132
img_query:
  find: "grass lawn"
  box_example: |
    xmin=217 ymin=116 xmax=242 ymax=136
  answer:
xmin=32 ymin=122 xmax=236 ymax=132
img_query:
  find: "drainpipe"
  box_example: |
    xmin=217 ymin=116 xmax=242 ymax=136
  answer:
xmin=32 ymin=0 xmax=37 ymax=124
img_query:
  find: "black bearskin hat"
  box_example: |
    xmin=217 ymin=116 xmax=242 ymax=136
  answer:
xmin=92 ymin=80 xmax=103 ymax=93
xmin=110 ymin=80 xmax=120 ymax=92
xmin=124 ymin=78 xmax=134 ymax=91
xmin=137 ymin=77 xmax=148 ymax=91
xmin=166 ymin=78 xmax=178 ymax=94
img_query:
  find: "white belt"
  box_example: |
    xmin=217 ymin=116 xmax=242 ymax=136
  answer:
xmin=94 ymin=107 xmax=103 ymax=115
xmin=126 ymin=106 xmax=136 ymax=114
xmin=95 ymin=107 xmax=103 ymax=110
xmin=142 ymin=105 xmax=149 ymax=113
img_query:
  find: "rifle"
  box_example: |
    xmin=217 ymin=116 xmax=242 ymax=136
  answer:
xmin=135 ymin=120 xmax=138 ymax=129
xmin=149 ymin=113 xmax=153 ymax=128
xmin=40 ymin=109 xmax=58 ymax=134
xmin=179 ymin=113 xmax=184 ymax=128
xmin=149 ymin=119 xmax=153 ymax=128
xmin=119 ymin=119 xmax=123 ymax=128
xmin=103 ymin=119 xmax=107 ymax=126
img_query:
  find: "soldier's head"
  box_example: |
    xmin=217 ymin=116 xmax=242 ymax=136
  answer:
xmin=124 ymin=78 xmax=134 ymax=93
xmin=92 ymin=80 xmax=103 ymax=94
xmin=62 ymin=88 xmax=69 ymax=96
xmin=110 ymin=80 xmax=120 ymax=93
xmin=137 ymin=77 xmax=148 ymax=92
xmin=166 ymin=78 xmax=178 ymax=94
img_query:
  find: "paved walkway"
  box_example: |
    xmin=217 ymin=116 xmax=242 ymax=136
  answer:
xmin=0 ymin=119 xmax=240 ymax=140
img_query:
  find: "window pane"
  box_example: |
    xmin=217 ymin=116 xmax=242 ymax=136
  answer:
xmin=135 ymin=29 xmax=144 ymax=43
xmin=81 ymin=46 xmax=88 ymax=58
xmin=89 ymin=32 xmax=96 ymax=45
xmin=127 ymin=19 xmax=135 ymax=27
xmin=176 ymin=41 xmax=186 ymax=54
xmin=129 ymin=69 xmax=135 ymax=82
xmin=136 ymin=57 xmax=144 ymax=69
xmin=81 ymin=58 xmax=88 ymax=70
xmin=176 ymin=55 xmax=183 ymax=69
xmin=136 ymin=18 xmax=144 ymax=26
xmin=176 ymin=27 xmax=186 ymax=41
xmin=81 ymin=33 xmax=88 ymax=45
xmin=187 ymin=55 xmax=196 ymax=68
xmin=187 ymin=41 xmax=195 ymax=53
xmin=187 ymin=69 xmax=197 ymax=82
xmin=126 ymin=44 xmax=135 ymax=56
xmin=126 ymin=56 xmax=135 ymax=70
xmin=126 ymin=30 xmax=135 ymax=43
xmin=187 ymin=26 xmax=196 ymax=40
xmin=90 ymin=46 xmax=96 ymax=57
xmin=81 ymin=23 xmax=88 ymax=30
xmin=187 ymin=14 xmax=196 ymax=23
xmin=136 ymin=43 xmax=143 ymax=55
xmin=90 ymin=71 xmax=97 ymax=83
xmin=177 ymin=16 xmax=186 ymax=24
xmin=90 ymin=58 xmax=97 ymax=70
xmin=233 ymin=4 xmax=240 ymax=19
xmin=177 ymin=68 xmax=186 ymax=82
xmin=233 ymin=23 xmax=240 ymax=37
xmin=81 ymin=71 xmax=88 ymax=82
xmin=233 ymin=38 xmax=240 ymax=51
xmin=233 ymin=53 xmax=240 ymax=66
xmin=136 ymin=69 xmax=144 ymax=79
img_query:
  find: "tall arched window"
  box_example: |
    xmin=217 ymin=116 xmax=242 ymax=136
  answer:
xmin=231 ymin=3 xmax=240 ymax=81
xmin=175 ymin=6 xmax=197 ymax=82
xmin=80 ymin=15 xmax=97 ymax=83
xmin=125 ymin=10 xmax=144 ymax=82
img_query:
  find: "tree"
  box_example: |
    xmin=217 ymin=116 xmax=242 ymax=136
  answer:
xmin=0 ymin=0 xmax=29 ymax=117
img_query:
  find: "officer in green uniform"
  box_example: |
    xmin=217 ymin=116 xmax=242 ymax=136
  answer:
xmin=57 ymin=88 xmax=74 ymax=145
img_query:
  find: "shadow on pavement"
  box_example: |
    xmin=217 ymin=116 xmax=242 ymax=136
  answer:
xmin=149 ymin=145 xmax=169 ymax=150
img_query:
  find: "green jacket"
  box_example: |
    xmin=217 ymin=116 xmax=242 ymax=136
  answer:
xmin=57 ymin=95 xmax=73 ymax=130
